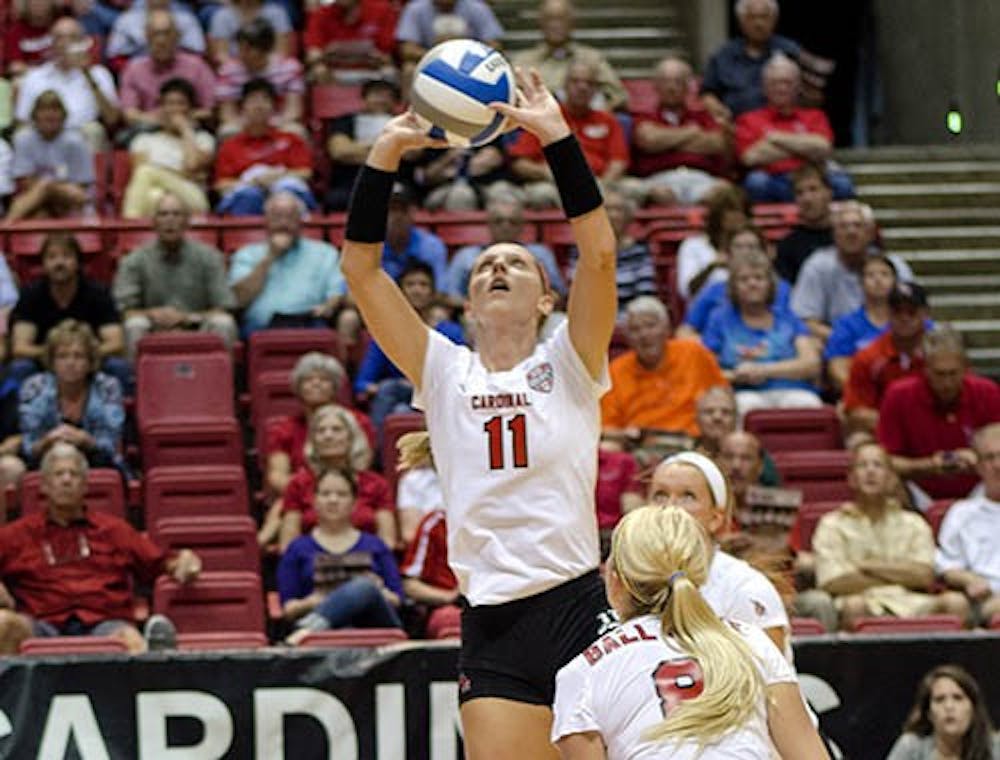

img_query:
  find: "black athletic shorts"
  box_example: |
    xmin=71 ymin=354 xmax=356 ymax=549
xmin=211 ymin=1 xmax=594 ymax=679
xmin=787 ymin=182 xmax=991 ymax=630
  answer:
xmin=457 ymin=569 xmax=612 ymax=705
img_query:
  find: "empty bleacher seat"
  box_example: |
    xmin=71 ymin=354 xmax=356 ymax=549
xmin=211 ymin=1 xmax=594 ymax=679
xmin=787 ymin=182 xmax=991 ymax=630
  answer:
xmin=380 ymin=412 xmax=426 ymax=494
xmin=771 ymin=450 xmax=853 ymax=503
xmin=150 ymin=516 xmax=260 ymax=575
xmin=177 ymin=632 xmax=268 ymax=651
xmin=135 ymin=349 xmax=234 ymax=427
xmin=136 ymin=332 xmax=228 ymax=357
xmin=19 ymin=636 xmax=130 ymax=655
xmin=744 ymin=406 xmax=843 ymax=452
xmin=140 ymin=419 xmax=244 ymax=469
xmin=791 ymin=500 xmax=843 ymax=552
xmin=247 ymin=328 xmax=341 ymax=380
xmin=153 ymin=571 xmax=265 ymax=635
xmin=144 ymin=465 xmax=249 ymax=524
xmin=19 ymin=469 xmax=125 ymax=519
xmin=790 ymin=617 xmax=827 ymax=637
xmin=294 ymin=628 xmax=408 ymax=648
xmin=848 ymin=615 xmax=964 ymax=634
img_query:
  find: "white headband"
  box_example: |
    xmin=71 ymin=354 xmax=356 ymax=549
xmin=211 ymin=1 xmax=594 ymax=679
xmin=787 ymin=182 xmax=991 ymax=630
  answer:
xmin=664 ymin=451 xmax=729 ymax=509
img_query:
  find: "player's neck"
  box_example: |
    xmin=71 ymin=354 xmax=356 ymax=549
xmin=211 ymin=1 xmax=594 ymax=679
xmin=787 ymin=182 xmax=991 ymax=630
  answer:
xmin=477 ymin=324 xmax=538 ymax=372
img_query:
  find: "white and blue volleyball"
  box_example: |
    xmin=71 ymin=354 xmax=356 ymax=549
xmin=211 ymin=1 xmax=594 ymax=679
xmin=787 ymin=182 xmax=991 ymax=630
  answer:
xmin=410 ymin=39 xmax=515 ymax=148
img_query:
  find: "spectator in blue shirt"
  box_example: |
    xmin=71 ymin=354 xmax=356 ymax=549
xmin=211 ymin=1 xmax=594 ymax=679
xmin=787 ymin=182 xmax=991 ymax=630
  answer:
xmin=382 ymin=183 xmax=448 ymax=288
xmin=228 ymin=192 xmax=346 ymax=335
xmin=824 ymin=253 xmax=897 ymax=393
xmin=445 ymin=196 xmax=566 ymax=308
xmin=356 ymin=261 xmax=463 ymax=434
xmin=678 ymin=226 xmax=791 ymax=338
xmin=279 ymin=466 xmax=404 ymax=646
xmin=702 ymin=249 xmax=822 ymax=418
xmin=700 ymin=0 xmax=800 ymax=124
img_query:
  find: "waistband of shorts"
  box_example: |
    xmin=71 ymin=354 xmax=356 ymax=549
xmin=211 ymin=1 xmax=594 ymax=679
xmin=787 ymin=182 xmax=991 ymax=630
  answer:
xmin=467 ymin=568 xmax=602 ymax=614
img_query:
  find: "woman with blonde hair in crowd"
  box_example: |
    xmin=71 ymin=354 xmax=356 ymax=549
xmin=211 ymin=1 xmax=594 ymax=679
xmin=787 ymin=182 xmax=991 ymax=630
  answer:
xmin=552 ymin=505 xmax=828 ymax=759
xmin=277 ymin=403 xmax=396 ymax=552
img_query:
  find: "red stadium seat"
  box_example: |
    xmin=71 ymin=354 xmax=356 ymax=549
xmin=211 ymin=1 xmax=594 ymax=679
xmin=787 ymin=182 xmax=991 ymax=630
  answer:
xmin=109 ymin=150 xmax=131 ymax=212
xmin=295 ymin=628 xmax=409 ymax=648
xmin=19 ymin=636 xmax=130 ymax=655
xmin=135 ymin=350 xmax=234 ymax=427
xmin=925 ymin=499 xmax=954 ymax=539
xmin=19 ymin=468 xmax=125 ymax=519
xmin=110 ymin=224 xmax=219 ymax=259
xmin=771 ymin=450 xmax=853 ymax=503
xmin=249 ymin=369 xmax=353 ymax=432
xmin=790 ymin=617 xmax=827 ymax=636
xmin=6 ymin=221 xmax=112 ymax=283
xmin=177 ymin=632 xmax=268 ymax=651
xmin=434 ymin=222 xmax=491 ymax=250
xmin=219 ymin=221 xmax=266 ymax=254
xmin=990 ymin=613 xmax=1000 ymax=631
xmin=380 ymin=412 xmax=426 ymax=494
xmin=848 ymin=615 xmax=965 ymax=634
xmin=310 ymin=83 xmax=364 ymax=123
xmin=144 ymin=465 xmax=249 ymax=523
xmin=791 ymin=500 xmax=843 ymax=552
xmin=744 ymin=406 xmax=843 ymax=452
xmin=140 ymin=419 xmax=244 ymax=469
xmin=150 ymin=516 xmax=260 ymax=574
xmin=154 ymin=571 xmax=264 ymax=634
xmin=247 ymin=328 xmax=342 ymax=379
xmin=136 ymin=332 xmax=227 ymax=356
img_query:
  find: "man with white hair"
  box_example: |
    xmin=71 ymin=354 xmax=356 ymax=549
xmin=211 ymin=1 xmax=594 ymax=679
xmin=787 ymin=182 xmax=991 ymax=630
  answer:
xmin=735 ymin=54 xmax=853 ymax=202
xmin=791 ymin=200 xmax=913 ymax=341
xmin=701 ymin=0 xmax=800 ymax=123
xmin=228 ymin=191 xmax=346 ymax=335
xmin=0 ymin=442 xmax=201 ymax=654
xmin=512 ymin=0 xmax=627 ymax=111
xmin=602 ymin=296 xmax=727 ymax=443
xmin=631 ymin=56 xmax=730 ymax=206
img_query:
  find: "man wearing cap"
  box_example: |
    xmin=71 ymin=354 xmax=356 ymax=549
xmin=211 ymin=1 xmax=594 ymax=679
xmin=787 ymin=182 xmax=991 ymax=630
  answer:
xmin=842 ymin=282 xmax=931 ymax=437
xmin=381 ymin=183 xmax=448 ymax=288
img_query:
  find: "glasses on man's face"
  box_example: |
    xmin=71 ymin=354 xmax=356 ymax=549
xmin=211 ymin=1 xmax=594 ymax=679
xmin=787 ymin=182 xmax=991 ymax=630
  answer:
xmin=41 ymin=534 xmax=91 ymax=566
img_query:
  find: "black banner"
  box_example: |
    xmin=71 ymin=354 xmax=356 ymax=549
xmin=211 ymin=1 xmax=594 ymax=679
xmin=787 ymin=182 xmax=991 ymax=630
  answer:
xmin=0 ymin=635 xmax=997 ymax=760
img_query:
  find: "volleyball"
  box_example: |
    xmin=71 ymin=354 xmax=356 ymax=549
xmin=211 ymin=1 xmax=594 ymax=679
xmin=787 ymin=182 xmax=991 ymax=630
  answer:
xmin=410 ymin=39 xmax=516 ymax=148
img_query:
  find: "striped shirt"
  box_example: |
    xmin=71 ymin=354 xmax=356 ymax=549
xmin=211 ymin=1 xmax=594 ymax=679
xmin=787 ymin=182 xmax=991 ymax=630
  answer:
xmin=215 ymin=55 xmax=305 ymax=104
xmin=569 ymin=241 xmax=658 ymax=314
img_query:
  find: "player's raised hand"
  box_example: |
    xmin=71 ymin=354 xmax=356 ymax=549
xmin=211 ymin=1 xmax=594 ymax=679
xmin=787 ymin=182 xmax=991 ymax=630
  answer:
xmin=369 ymin=110 xmax=449 ymax=167
xmin=489 ymin=67 xmax=570 ymax=146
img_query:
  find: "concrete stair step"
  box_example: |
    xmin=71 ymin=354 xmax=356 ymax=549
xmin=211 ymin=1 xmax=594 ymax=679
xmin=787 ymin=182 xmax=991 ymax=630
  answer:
xmin=927 ymin=294 xmax=1000 ymax=320
xmin=503 ymin=28 xmax=682 ymax=47
xmin=921 ymin=273 xmax=1000 ymax=292
xmin=900 ymin=249 xmax=1000 ymax=275
xmin=499 ymin=7 xmax=677 ymax=28
xmin=846 ymin=161 xmax=1000 ymax=184
xmin=837 ymin=144 xmax=1000 ymax=164
xmin=857 ymin=182 xmax=1000 ymax=209
xmin=949 ymin=320 xmax=1000 ymax=349
xmin=881 ymin=228 xmax=1000 ymax=250
xmin=873 ymin=208 xmax=1000 ymax=227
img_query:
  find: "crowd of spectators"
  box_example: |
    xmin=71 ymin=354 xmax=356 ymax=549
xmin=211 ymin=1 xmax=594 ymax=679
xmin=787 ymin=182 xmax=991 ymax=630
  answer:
xmin=0 ymin=0 xmax=994 ymax=653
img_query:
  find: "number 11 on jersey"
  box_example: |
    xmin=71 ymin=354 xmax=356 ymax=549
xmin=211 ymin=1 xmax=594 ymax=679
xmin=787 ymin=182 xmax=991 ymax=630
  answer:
xmin=483 ymin=414 xmax=529 ymax=470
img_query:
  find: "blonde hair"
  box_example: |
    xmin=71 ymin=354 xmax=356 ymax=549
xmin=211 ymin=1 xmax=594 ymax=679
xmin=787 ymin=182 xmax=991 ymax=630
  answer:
xmin=44 ymin=319 xmax=100 ymax=373
xmin=307 ymin=404 xmax=372 ymax=472
xmin=609 ymin=506 xmax=763 ymax=746
xmin=397 ymin=431 xmax=433 ymax=471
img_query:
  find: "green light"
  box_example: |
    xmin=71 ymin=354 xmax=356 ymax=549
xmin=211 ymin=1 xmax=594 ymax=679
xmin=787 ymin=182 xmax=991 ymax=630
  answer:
xmin=947 ymin=109 xmax=963 ymax=134
xmin=996 ymin=78 xmax=1000 ymax=98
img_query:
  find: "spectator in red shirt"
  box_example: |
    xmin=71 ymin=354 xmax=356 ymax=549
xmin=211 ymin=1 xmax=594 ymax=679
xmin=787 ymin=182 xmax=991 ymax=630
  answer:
xmin=631 ymin=56 xmax=729 ymax=206
xmin=735 ymin=54 xmax=853 ymax=202
xmin=214 ymin=78 xmax=317 ymax=216
xmin=279 ymin=403 xmax=396 ymax=553
xmin=304 ymin=0 xmax=398 ymax=85
xmin=401 ymin=509 xmax=460 ymax=639
xmin=509 ymin=59 xmax=630 ymax=208
xmin=878 ymin=325 xmax=1000 ymax=507
xmin=0 ymin=442 xmax=201 ymax=654
xmin=4 ymin=0 xmax=62 ymax=79
xmin=843 ymin=282 xmax=930 ymax=439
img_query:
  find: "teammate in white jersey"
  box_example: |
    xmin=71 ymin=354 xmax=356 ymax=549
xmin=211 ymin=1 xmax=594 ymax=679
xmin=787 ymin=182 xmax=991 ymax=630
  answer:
xmin=552 ymin=505 xmax=828 ymax=759
xmin=342 ymin=69 xmax=617 ymax=759
xmin=648 ymin=451 xmax=791 ymax=656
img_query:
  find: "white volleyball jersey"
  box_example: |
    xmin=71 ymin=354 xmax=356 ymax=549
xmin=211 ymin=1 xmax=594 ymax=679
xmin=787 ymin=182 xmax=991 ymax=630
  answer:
xmin=412 ymin=322 xmax=608 ymax=606
xmin=702 ymin=550 xmax=789 ymax=634
xmin=552 ymin=615 xmax=796 ymax=759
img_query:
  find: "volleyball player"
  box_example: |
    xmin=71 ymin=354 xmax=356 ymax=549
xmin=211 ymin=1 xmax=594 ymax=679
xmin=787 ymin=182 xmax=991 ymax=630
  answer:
xmin=552 ymin=505 xmax=828 ymax=759
xmin=341 ymin=69 xmax=617 ymax=759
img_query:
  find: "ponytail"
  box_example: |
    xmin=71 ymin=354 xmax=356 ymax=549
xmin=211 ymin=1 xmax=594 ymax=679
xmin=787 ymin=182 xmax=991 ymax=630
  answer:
xmin=397 ymin=431 xmax=433 ymax=471
xmin=609 ymin=506 xmax=764 ymax=747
